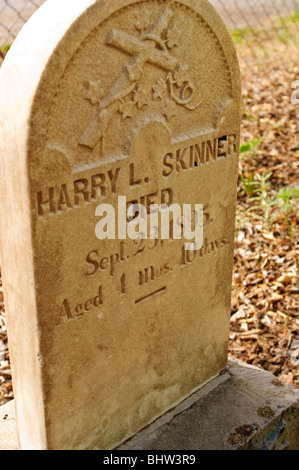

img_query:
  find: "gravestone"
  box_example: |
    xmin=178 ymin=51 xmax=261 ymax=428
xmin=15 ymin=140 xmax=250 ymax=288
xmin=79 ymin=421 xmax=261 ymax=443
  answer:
xmin=0 ymin=0 xmax=241 ymax=450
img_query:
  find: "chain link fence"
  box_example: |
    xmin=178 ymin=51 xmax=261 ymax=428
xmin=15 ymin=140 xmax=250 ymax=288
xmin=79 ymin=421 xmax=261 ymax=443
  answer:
xmin=0 ymin=0 xmax=44 ymax=45
xmin=0 ymin=0 xmax=298 ymax=46
xmin=211 ymin=0 xmax=299 ymax=29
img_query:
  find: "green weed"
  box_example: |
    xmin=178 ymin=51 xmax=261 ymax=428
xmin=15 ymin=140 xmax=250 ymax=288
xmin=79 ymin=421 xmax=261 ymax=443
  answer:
xmin=240 ymin=138 xmax=263 ymax=161
xmin=240 ymin=173 xmax=256 ymax=197
xmin=242 ymin=170 xmax=299 ymax=240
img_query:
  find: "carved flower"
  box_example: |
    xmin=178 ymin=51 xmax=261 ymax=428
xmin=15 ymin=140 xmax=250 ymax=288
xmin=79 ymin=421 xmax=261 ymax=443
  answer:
xmin=162 ymin=98 xmax=177 ymax=121
xmin=118 ymin=95 xmax=135 ymax=119
xmin=172 ymin=64 xmax=190 ymax=87
xmin=165 ymin=24 xmax=182 ymax=49
xmin=125 ymin=62 xmax=144 ymax=82
xmin=135 ymin=13 xmax=151 ymax=32
xmin=133 ymin=87 xmax=149 ymax=109
xmin=84 ymin=79 xmax=105 ymax=105
xmin=152 ymin=78 xmax=167 ymax=100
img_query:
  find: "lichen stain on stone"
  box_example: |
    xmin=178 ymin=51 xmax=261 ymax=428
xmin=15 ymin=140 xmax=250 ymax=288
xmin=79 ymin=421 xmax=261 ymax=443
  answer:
xmin=257 ymin=405 xmax=275 ymax=419
xmin=228 ymin=424 xmax=255 ymax=446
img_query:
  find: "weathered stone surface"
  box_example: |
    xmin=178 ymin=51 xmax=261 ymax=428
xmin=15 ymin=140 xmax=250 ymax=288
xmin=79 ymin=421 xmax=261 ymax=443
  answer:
xmin=118 ymin=356 xmax=299 ymax=450
xmin=0 ymin=401 xmax=19 ymax=451
xmin=0 ymin=0 xmax=241 ymax=450
xmin=1 ymin=357 xmax=299 ymax=450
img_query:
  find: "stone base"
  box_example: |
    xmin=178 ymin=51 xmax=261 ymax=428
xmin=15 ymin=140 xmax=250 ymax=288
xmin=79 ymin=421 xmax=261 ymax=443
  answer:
xmin=0 ymin=399 xmax=19 ymax=450
xmin=1 ymin=356 xmax=299 ymax=450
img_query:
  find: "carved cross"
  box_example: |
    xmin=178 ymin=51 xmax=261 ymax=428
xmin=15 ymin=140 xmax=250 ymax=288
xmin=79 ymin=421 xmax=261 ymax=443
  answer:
xmin=80 ymin=8 xmax=178 ymax=150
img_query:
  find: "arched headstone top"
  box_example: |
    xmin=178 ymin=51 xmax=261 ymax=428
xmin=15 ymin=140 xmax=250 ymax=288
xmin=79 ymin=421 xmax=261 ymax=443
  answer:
xmin=1 ymin=0 xmax=240 ymax=179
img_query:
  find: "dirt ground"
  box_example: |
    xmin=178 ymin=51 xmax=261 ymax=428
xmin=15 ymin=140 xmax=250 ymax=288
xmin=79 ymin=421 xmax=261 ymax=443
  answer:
xmin=227 ymin=20 xmax=299 ymax=388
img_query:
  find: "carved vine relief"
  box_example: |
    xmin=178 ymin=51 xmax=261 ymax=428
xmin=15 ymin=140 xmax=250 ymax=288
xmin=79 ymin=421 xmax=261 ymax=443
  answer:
xmin=80 ymin=8 xmax=201 ymax=151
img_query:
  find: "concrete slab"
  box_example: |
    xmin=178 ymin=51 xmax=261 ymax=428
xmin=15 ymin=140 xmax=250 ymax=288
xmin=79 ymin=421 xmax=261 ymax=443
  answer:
xmin=1 ymin=356 xmax=299 ymax=450
xmin=119 ymin=356 xmax=299 ymax=450
xmin=0 ymin=400 xmax=19 ymax=450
